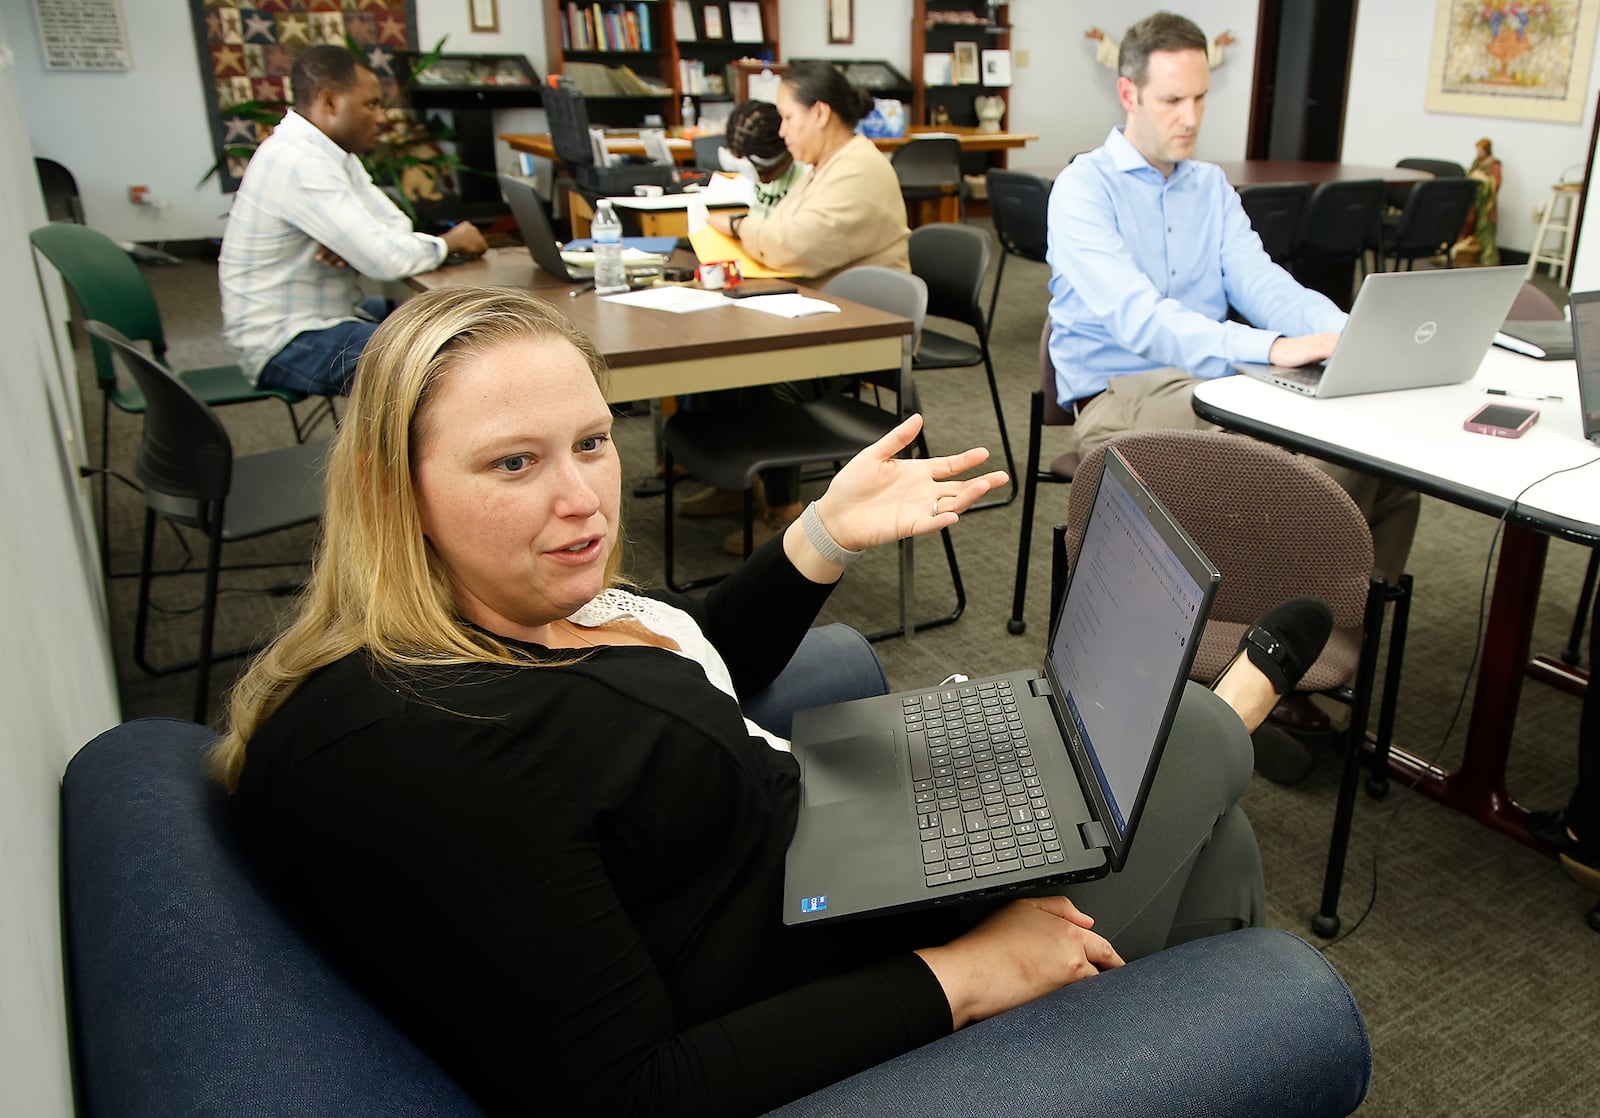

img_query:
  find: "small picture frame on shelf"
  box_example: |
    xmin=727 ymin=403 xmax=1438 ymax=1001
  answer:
xmin=703 ymin=5 xmax=725 ymax=40
xmin=923 ymin=53 xmax=952 ymax=87
xmin=674 ymin=0 xmax=695 ymax=41
xmin=981 ymin=49 xmax=1012 ymax=87
xmin=468 ymin=0 xmax=498 ymax=33
xmin=952 ymin=41 xmax=980 ymax=85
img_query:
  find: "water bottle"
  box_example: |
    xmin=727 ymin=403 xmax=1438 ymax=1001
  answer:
xmin=681 ymin=95 xmax=697 ymax=129
xmin=591 ymin=198 xmax=628 ymax=294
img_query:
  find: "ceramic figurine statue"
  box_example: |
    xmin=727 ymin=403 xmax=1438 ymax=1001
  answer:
xmin=974 ymin=94 xmax=1005 ymax=133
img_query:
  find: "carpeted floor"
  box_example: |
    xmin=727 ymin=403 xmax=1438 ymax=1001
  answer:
xmin=92 ymin=234 xmax=1598 ymax=1115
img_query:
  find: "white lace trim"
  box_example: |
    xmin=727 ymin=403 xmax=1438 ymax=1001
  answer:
xmin=569 ymin=589 xmax=789 ymax=751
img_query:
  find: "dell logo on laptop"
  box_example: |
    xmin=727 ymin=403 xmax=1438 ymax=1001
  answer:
xmin=1415 ymin=320 xmax=1438 ymax=344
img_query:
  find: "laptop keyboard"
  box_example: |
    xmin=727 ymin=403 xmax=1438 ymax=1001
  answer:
xmin=904 ymin=681 xmax=1067 ymax=888
xmin=1270 ymin=363 xmax=1324 ymax=389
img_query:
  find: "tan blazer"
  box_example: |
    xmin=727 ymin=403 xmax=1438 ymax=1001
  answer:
xmin=739 ymin=132 xmax=911 ymax=285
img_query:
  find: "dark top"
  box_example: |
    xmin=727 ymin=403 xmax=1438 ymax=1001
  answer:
xmin=232 ymin=538 xmax=953 ymax=1117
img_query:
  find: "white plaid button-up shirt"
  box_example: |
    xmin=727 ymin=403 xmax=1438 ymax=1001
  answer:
xmin=219 ymin=110 xmax=446 ymax=383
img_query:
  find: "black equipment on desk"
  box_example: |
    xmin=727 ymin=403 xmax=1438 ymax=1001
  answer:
xmin=543 ymin=75 xmax=678 ymax=197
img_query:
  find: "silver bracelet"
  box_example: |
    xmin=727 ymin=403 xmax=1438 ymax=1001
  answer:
xmin=800 ymin=501 xmax=863 ymax=566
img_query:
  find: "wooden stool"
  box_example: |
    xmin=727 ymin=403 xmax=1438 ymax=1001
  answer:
xmin=1526 ymin=181 xmax=1581 ymax=286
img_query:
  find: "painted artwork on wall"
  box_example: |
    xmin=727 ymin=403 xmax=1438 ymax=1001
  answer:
xmin=1426 ymin=0 xmax=1600 ymax=122
xmin=189 ymin=0 xmax=418 ymax=191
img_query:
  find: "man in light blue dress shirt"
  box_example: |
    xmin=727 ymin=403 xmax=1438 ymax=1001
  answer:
xmin=1045 ymin=12 xmax=1416 ymax=585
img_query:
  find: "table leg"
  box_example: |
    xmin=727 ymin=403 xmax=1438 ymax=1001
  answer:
xmin=1377 ymin=524 xmax=1548 ymax=847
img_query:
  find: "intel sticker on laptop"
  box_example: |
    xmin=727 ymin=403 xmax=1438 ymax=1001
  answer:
xmin=799 ymin=895 xmax=828 ymax=914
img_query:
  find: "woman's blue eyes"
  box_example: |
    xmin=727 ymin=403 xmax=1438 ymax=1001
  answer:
xmin=494 ymin=435 xmax=608 ymax=473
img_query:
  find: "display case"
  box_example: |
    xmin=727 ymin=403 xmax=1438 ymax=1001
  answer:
xmin=397 ymin=52 xmax=544 ymax=210
xmin=788 ymin=58 xmax=913 ymax=104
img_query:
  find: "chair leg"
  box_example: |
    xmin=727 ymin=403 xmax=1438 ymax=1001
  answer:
xmin=1561 ymin=548 xmax=1599 ymax=666
xmin=661 ymin=447 xmax=738 ymax=593
xmin=986 ymin=251 xmax=1009 ymax=338
xmin=1313 ymin=578 xmax=1388 ymax=939
xmin=132 ymin=507 xmax=160 ymax=676
xmin=1007 ymin=392 xmax=1045 ymax=634
xmin=967 ymin=342 xmax=1018 ymax=511
xmin=192 ymin=524 xmax=225 ymax=725
xmin=866 ymin=433 xmax=968 ymax=641
xmin=1366 ymin=573 xmax=1412 ymax=799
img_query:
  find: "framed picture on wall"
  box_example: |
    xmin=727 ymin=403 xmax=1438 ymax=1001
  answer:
xmin=469 ymin=0 xmax=498 ymax=33
xmin=828 ymin=0 xmax=853 ymax=45
xmin=953 ymin=41 xmax=980 ymax=85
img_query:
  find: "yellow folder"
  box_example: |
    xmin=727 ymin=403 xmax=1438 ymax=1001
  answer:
xmin=688 ymin=223 xmax=804 ymax=280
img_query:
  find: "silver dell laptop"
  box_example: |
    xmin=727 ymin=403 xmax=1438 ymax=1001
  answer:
xmin=1231 ymin=265 xmax=1525 ymax=397
xmin=783 ymin=449 xmax=1220 ymax=925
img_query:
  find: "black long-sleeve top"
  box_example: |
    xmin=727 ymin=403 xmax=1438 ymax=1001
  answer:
xmin=231 ymin=539 xmax=953 ymax=1116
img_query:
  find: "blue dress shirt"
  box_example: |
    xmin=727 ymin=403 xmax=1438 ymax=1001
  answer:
xmin=1046 ymin=127 xmax=1348 ymax=407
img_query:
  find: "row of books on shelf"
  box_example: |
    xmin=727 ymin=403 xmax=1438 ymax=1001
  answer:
xmin=562 ymin=59 xmax=674 ymax=97
xmin=560 ymin=2 xmax=656 ymax=53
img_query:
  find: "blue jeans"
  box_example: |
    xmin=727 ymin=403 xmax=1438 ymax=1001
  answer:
xmin=257 ymin=296 xmax=393 ymax=396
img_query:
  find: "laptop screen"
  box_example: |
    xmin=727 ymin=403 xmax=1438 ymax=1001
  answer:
xmin=1570 ymin=291 xmax=1600 ymax=442
xmin=1045 ymin=451 xmax=1213 ymax=849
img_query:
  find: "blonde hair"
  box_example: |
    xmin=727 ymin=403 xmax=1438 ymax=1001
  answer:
xmin=213 ymin=286 xmax=616 ymax=790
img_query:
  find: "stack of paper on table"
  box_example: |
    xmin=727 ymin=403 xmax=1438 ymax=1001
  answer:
xmin=727 ymin=294 xmax=841 ymax=318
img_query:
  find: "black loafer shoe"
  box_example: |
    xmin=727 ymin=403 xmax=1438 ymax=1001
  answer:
xmin=1526 ymin=808 xmax=1579 ymax=855
xmin=1238 ymin=597 xmax=1335 ymax=697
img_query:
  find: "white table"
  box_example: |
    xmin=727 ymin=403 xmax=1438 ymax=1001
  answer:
xmin=1194 ymin=349 xmax=1600 ymax=844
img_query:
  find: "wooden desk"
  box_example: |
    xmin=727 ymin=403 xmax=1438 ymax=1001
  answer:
xmin=1193 ymin=352 xmax=1600 ymax=921
xmin=408 ymin=247 xmax=911 ymax=402
xmin=566 ymin=191 xmax=745 ymax=239
xmin=501 ymin=126 xmax=1038 ymax=167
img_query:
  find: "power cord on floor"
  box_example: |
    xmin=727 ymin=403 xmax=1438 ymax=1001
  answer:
xmin=1321 ymin=454 xmax=1600 ymax=951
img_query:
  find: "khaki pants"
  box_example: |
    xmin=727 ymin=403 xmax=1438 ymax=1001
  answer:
xmin=1074 ymin=367 xmax=1419 ymax=584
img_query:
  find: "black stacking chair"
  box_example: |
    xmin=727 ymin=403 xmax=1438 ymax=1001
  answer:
xmin=985 ymin=169 xmax=1052 ymax=334
xmin=85 ymin=322 xmax=329 ymax=724
xmin=1007 ymin=319 xmax=1080 ymax=635
xmin=1238 ymin=183 xmax=1311 ymax=266
xmin=891 ymin=137 xmax=964 ymax=222
xmin=1292 ymin=179 xmax=1386 ymax=304
xmin=908 ymin=223 xmax=1016 ymax=507
xmin=663 ymin=268 xmax=966 ymax=639
xmin=1384 ymin=177 xmax=1481 ymax=270
xmin=30 ymin=222 xmax=327 ymax=574
xmin=35 ymin=157 xmax=86 ymax=224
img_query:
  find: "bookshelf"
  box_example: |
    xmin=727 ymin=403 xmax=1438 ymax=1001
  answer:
xmin=910 ymin=0 xmax=1010 ymax=131
xmin=543 ymin=0 xmax=781 ymax=127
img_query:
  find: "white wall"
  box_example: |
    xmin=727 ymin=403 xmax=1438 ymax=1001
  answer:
xmin=1342 ymin=4 xmax=1600 ymax=255
xmin=0 ymin=0 xmax=556 ymax=242
xmin=0 ymin=9 xmax=123 ymax=1115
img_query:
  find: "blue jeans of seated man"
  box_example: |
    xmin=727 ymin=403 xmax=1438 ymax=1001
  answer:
xmin=257 ymin=296 xmax=394 ymax=397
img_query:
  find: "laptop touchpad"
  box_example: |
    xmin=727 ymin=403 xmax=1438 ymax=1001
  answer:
xmin=801 ymin=734 xmax=901 ymax=806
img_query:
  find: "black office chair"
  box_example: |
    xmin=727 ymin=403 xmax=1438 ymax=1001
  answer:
xmin=85 ymin=322 xmax=329 ymax=724
xmin=908 ymin=223 xmax=1016 ymax=507
xmin=1383 ymin=177 xmax=1481 ymax=270
xmin=36 ymin=157 xmax=86 ymax=224
xmin=891 ymin=138 xmax=963 ymax=223
xmin=692 ymin=133 xmax=725 ymax=171
xmin=663 ymin=268 xmax=967 ymax=639
xmin=985 ymin=169 xmax=1051 ymax=335
xmin=1007 ymin=319 xmax=1080 ymax=635
xmin=29 ymin=222 xmax=326 ymax=574
xmin=1238 ymin=183 xmax=1311 ymax=266
xmin=1292 ymin=179 xmax=1386 ymax=304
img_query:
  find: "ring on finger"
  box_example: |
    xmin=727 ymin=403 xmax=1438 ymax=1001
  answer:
xmin=931 ymin=497 xmax=940 ymax=516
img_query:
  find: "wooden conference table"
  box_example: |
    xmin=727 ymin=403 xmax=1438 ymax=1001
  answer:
xmin=408 ymin=246 xmax=912 ymax=402
xmin=1193 ymin=350 xmax=1600 ymax=921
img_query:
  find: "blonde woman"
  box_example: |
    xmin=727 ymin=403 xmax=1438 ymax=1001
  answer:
xmin=219 ymin=286 xmax=1308 ymax=1116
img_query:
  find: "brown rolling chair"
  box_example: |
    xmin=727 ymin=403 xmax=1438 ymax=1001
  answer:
xmin=1006 ymin=319 xmax=1080 ymax=634
xmin=1058 ymin=431 xmax=1408 ymax=938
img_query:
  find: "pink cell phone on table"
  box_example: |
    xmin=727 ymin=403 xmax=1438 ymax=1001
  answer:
xmin=1463 ymin=402 xmax=1539 ymax=438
